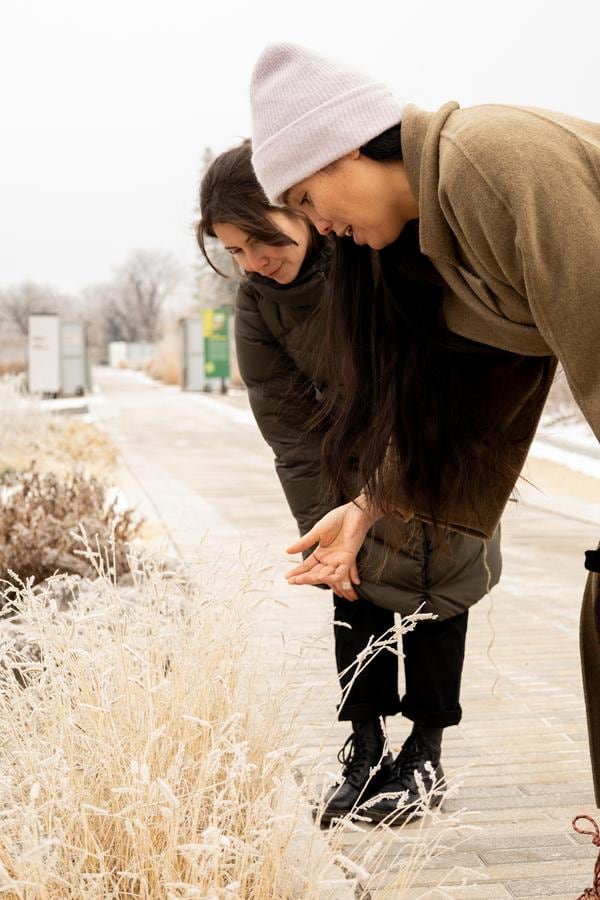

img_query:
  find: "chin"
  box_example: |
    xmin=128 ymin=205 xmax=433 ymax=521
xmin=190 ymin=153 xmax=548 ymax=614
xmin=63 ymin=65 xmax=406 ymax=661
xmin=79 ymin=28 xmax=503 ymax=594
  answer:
xmin=368 ymin=229 xmax=401 ymax=251
xmin=275 ymin=267 xmax=301 ymax=285
xmin=366 ymin=237 xmax=388 ymax=250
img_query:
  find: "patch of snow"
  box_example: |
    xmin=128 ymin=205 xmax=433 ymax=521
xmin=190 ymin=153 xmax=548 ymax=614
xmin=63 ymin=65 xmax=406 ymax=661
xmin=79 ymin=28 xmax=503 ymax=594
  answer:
xmin=529 ymin=437 xmax=600 ymax=480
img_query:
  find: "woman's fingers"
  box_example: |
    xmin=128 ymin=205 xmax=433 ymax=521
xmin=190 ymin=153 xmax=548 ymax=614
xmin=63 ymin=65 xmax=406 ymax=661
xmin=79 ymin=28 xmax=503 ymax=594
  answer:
xmin=285 ymin=557 xmax=318 ymax=579
xmin=335 ymin=583 xmax=359 ymax=601
xmin=287 ymin=563 xmax=335 ymax=585
xmin=350 ymin=561 xmax=361 ymax=586
xmin=288 ymin=561 xmax=354 ymax=593
xmin=285 ymin=559 xmax=360 ymax=601
xmin=288 ymin=571 xmax=357 ymax=601
xmin=330 ymin=566 xmax=359 ymax=601
xmin=286 ymin=529 xmax=317 ymax=555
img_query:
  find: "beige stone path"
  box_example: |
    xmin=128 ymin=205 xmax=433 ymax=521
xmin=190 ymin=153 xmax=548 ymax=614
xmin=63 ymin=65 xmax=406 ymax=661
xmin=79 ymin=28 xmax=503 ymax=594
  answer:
xmin=91 ymin=367 xmax=600 ymax=899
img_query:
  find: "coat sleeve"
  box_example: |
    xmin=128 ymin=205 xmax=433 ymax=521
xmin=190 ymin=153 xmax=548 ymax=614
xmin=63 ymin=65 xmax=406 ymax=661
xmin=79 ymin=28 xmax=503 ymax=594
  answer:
xmin=234 ymin=281 xmax=333 ymax=537
xmin=439 ymin=114 xmax=600 ymax=443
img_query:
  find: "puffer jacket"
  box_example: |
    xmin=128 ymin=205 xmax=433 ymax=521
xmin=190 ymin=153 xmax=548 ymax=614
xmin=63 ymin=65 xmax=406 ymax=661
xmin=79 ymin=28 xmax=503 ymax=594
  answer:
xmin=234 ymin=239 xmax=502 ymax=619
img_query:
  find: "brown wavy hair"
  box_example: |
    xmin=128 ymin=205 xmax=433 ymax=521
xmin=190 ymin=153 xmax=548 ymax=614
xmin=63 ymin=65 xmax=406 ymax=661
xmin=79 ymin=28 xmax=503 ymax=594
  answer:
xmin=197 ymin=139 xmax=319 ymax=272
xmin=316 ymin=126 xmax=554 ymax=528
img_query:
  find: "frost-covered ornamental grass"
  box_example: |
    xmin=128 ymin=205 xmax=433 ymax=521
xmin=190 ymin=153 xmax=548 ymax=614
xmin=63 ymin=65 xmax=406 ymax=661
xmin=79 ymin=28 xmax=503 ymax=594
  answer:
xmin=0 ymin=551 xmax=360 ymax=899
xmin=0 ymin=549 xmax=475 ymax=899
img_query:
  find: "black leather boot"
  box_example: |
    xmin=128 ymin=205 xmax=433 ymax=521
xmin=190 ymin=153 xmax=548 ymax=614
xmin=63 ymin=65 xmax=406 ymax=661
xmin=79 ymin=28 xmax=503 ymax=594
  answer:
xmin=362 ymin=724 xmax=445 ymax=825
xmin=317 ymin=719 xmax=395 ymax=825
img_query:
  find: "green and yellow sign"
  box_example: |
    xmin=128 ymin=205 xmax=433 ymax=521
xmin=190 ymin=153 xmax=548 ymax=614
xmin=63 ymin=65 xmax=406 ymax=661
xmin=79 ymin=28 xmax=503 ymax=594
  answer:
xmin=202 ymin=308 xmax=230 ymax=378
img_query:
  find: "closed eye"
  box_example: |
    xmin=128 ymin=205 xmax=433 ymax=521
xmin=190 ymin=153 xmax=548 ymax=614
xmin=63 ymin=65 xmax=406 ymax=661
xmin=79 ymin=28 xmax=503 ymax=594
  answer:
xmin=300 ymin=192 xmax=312 ymax=207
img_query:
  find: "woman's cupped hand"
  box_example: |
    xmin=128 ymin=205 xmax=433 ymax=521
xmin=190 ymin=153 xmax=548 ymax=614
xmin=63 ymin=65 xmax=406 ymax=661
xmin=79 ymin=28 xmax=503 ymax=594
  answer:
xmin=285 ymin=501 xmax=376 ymax=601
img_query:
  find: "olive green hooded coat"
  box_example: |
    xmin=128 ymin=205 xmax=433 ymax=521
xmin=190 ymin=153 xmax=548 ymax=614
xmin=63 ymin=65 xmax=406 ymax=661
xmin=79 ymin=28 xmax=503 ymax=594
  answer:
xmin=235 ymin=242 xmax=501 ymax=621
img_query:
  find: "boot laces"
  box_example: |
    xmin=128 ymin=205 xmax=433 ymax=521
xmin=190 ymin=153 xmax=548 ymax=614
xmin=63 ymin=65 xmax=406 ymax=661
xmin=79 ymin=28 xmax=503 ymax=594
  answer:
xmin=396 ymin=733 xmax=436 ymax=781
xmin=337 ymin=734 xmax=370 ymax=779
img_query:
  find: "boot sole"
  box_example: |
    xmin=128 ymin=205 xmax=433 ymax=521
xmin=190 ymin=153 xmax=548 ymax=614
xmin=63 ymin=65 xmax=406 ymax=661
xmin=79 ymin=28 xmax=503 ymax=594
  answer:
xmin=314 ymin=793 xmax=443 ymax=828
xmin=314 ymin=770 xmax=396 ymax=827
xmin=361 ymin=792 xmax=444 ymax=826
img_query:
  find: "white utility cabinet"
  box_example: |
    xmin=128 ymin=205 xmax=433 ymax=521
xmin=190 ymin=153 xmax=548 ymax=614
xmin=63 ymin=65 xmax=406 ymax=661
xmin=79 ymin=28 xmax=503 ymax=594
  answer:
xmin=181 ymin=317 xmax=205 ymax=391
xmin=60 ymin=321 xmax=88 ymax=395
xmin=28 ymin=315 xmax=89 ymax=396
xmin=28 ymin=314 xmax=61 ymax=394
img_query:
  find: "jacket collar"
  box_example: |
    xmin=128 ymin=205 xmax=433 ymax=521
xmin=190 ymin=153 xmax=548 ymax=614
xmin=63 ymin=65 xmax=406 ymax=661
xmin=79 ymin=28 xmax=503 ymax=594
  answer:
xmin=401 ymin=101 xmax=461 ymax=264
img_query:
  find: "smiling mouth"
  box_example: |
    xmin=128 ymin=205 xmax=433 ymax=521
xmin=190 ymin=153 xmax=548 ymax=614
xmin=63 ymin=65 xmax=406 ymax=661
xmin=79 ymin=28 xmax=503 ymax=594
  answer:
xmin=265 ymin=262 xmax=283 ymax=277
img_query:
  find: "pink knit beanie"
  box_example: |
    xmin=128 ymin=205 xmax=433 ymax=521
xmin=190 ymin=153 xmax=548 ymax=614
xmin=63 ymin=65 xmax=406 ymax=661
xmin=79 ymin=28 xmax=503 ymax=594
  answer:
xmin=250 ymin=43 xmax=405 ymax=204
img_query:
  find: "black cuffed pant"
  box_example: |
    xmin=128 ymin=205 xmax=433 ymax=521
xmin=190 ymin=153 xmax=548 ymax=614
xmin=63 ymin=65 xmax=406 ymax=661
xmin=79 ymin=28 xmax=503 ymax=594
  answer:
xmin=582 ymin=542 xmax=600 ymax=806
xmin=333 ymin=594 xmax=468 ymax=728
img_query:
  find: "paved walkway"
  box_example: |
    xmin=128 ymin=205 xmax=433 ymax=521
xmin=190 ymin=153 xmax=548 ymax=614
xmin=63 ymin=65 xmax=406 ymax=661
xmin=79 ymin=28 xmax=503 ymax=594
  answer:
xmin=90 ymin=366 xmax=600 ymax=899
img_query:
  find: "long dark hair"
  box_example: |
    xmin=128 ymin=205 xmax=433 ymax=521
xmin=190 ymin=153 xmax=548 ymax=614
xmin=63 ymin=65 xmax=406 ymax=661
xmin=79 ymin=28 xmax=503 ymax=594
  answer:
xmin=197 ymin=139 xmax=319 ymax=272
xmin=317 ymin=125 xmax=552 ymax=527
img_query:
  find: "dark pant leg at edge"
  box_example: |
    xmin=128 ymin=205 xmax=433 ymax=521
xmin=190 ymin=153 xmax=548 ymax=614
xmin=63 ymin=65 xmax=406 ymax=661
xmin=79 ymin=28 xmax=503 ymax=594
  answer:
xmin=580 ymin=560 xmax=600 ymax=806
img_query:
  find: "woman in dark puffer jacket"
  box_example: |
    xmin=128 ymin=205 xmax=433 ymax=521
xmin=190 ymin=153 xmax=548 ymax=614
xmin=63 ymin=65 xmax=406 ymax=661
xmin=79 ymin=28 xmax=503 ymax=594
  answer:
xmin=197 ymin=140 xmax=502 ymax=825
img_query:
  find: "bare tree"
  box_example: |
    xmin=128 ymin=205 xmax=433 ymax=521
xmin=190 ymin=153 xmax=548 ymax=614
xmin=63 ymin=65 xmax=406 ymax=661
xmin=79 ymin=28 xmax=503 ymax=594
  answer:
xmin=104 ymin=249 xmax=182 ymax=343
xmin=194 ymin=240 xmax=238 ymax=310
xmin=0 ymin=282 xmax=84 ymax=370
xmin=194 ymin=146 xmax=240 ymax=310
xmin=0 ymin=282 xmax=62 ymax=334
xmin=80 ymin=282 xmax=120 ymax=363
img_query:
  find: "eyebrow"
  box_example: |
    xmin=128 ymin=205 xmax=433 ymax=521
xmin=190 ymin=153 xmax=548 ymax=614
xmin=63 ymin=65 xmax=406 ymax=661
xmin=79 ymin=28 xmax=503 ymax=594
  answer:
xmin=281 ymin=188 xmax=292 ymax=206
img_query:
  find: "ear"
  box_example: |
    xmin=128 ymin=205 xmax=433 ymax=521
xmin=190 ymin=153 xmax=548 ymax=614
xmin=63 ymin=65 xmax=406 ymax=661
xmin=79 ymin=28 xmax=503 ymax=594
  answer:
xmin=335 ymin=149 xmax=360 ymax=163
xmin=323 ymin=149 xmax=360 ymax=173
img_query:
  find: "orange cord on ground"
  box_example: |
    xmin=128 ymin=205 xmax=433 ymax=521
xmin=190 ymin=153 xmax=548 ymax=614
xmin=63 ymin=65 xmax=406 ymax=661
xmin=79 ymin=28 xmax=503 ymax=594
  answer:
xmin=574 ymin=815 xmax=600 ymax=899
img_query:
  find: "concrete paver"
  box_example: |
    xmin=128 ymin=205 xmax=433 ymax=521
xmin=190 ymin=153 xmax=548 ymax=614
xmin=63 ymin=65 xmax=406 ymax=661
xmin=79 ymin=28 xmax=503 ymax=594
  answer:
xmin=90 ymin=367 xmax=600 ymax=897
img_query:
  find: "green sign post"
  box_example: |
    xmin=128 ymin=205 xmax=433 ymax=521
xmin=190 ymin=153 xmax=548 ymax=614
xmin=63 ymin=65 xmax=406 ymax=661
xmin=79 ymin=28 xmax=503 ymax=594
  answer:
xmin=202 ymin=308 xmax=230 ymax=379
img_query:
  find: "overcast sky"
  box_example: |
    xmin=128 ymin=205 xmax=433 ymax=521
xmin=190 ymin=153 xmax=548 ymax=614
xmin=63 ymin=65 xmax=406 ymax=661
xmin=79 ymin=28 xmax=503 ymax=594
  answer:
xmin=2 ymin=0 xmax=599 ymax=296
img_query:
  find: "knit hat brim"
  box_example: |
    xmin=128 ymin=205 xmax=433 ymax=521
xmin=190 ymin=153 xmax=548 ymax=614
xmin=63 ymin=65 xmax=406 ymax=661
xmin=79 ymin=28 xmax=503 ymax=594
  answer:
xmin=250 ymin=43 xmax=405 ymax=205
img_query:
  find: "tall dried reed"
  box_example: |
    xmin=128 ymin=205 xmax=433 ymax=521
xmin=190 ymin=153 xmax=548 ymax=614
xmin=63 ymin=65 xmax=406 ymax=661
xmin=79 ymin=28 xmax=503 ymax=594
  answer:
xmin=0 ymin=546 xmax=356 ymax=898
xmin=145 ymin=334 xmax=182 ymax=387
xmin=0 ymin=543 xmax=476 ymax=898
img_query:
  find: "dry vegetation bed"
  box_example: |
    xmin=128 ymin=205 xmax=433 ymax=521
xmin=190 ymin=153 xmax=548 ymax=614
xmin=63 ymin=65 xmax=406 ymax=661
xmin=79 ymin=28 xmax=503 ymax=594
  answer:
xmin=0 ymin=376 xmax=469 ymax=897
xmin=0 ymin=558 xmax=471 ymax=899
xmin=0 ymin=560 xmax=346 ymax=898
xmin=143 ymin=329 xmax=243 ymax=390
xmin=0 ymin=360 xmax=26 ymax=377
xmin=0 ymin=377 xmax=139 ymax=586
xmin=0 ymin=380 xmax=117 ymax=482
xmin=144 ymin=333 xmax=182 ymax=386
xmin=0 ymin=470 xmax=139 ymax=587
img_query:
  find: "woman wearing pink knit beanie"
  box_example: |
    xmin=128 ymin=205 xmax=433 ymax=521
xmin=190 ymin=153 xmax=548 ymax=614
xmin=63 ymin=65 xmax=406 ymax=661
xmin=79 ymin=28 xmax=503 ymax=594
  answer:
xmin=250 ymin=43 xmax=600 ymax=809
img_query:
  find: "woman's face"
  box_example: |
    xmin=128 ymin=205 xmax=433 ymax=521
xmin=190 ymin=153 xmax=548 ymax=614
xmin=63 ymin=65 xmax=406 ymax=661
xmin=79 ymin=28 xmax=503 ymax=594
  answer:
xmin=284 ymin=150 xmax=416 ymax=250
xmin=213 ymin=212 xmax=310 ymax=284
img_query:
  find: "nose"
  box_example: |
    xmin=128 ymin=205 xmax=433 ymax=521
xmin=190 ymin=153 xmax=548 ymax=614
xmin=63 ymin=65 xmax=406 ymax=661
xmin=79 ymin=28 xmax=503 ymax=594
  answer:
xmin=300 ymin=205 xmax=333 ymax=236
xmin=314 ymin=217 xmax=333 ymax=236
xmin=244 ymin=246 xmax=270 ymax=273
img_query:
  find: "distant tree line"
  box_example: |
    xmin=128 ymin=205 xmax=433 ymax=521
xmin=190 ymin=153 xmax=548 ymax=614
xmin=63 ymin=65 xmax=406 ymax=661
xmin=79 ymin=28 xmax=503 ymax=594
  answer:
xmin=0 ymin=249 xmax=183 ymax=364
xmin=0 ymin=147 xmax=241 ymax=364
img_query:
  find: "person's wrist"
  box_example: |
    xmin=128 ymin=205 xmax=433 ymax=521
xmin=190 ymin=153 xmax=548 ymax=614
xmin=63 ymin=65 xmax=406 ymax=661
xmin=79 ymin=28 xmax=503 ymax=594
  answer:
xmin=350 ymin=496 xmax=379 ymax=528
